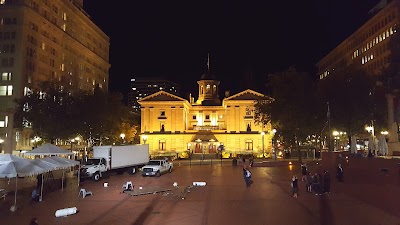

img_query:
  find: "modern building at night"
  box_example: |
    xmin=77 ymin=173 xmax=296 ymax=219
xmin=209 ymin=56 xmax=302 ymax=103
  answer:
xmin=128 ymin=77 xmax=180 ymax=111
xmin=0 ymin=0 xmax=110 ymax=153
xmin=138 ymin=68 xmax=275 ymax=158
xmin=316 ymin=0 xmax=400 ymax=155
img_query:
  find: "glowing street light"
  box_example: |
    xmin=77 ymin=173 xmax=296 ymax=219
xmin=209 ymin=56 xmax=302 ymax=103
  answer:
xmin=120 ymin=133 xmax=125 ymax=144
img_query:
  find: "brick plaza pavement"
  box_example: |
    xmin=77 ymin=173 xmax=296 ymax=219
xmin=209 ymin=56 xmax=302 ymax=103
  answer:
xmin=0 ymin=157 xmax=399 ymax=225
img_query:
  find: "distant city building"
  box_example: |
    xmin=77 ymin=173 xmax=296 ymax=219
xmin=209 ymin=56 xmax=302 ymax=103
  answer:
xmin=128 ymin=77 xmax=180 ymax=111
xmin=316 ymin=0 xmax=400 ymax=155
xmin=0 ymin=0 xmax=110 ymax=153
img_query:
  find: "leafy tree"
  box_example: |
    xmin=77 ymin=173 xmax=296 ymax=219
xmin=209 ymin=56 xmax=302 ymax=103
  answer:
xmin=14 ymin=82 xmax=139 ymax=147
xmin=13 ymin=81 xmax=75 ymax=143
xmin=73 ymin=88 xmax=137 ymax=146
xmin=317 ymin=65 xmax=387 ymax=138
xmin=254 ymin=67 xmax=324 ymax=162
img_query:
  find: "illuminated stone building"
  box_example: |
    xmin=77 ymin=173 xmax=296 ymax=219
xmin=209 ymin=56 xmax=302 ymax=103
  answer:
xmin=316 ymin=0 xmax=400 ymax=155
xmin=138 ymin=68 xmax=274 ymax=158
xmin=0 ymin=0 xmax=110 ymax=153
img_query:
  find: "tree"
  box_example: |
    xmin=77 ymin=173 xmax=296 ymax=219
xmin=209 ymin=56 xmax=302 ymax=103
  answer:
xmin=13 ymin=81 xmax=76 ymax=143
xmin=254 ymin=67 xmax=324 ymax=162
xmin=14 ymin=82 xmax=139 ymax=147
xmin=317 ymin=65 xmax=387 ymax=137
xmin=72 ymin=88 xmax=137 ymax=146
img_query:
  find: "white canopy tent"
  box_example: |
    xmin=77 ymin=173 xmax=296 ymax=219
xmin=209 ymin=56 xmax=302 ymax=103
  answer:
xmin=0 ymin=154 xmax=48 ymax=211
xmin=38 ymin=156 xmax=81 ymax=189
xmin=32 ymin=158 xmax=63 ymax=200
xmin=377 ymin=134 xmax=389 ymax=156
xmin=25 ymin=143 xmax=74 ymax=156
xmin=26 ymin=144 xmax=80 ymax=190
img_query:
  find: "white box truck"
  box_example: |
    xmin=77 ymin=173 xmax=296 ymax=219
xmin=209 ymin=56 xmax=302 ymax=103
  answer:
xmin=80 ymin=144 xmax=149 ymax=181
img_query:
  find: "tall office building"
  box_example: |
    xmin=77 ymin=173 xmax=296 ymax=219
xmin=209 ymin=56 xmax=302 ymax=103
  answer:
xmin=317 ymin=0 xmax=397 ymax=78
xmin=316 ymin=0 xmax=400 ymax=155
xmin=128 ymin=77 xmax=180 ymax=111
xmin=0 ymin=0 xmax=110 ymax=153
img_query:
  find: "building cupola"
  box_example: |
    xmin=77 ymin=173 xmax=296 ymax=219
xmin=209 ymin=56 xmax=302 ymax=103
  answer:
xmin=196 ymin=53 xmax=221 ymax=106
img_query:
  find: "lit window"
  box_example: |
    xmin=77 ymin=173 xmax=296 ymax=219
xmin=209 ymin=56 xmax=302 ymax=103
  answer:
xmin=159 ymin=140 xmax=166 ymax=150
xmin=0 ymin=121 xmax=4 ymax=127
xmin=0 ymin=0 xmax=5 ymax=5
xmin=0 ymin=85 xmax=12 ymax=96
xmin=62 ymin=23 xmax=66 ymax=31
xmin=160 ymin=111 xmax=166 ymax=117
xmin=245 ymin=140 xmax=253 ymax=150
xmin=1 ymin=72 xmax=11 ymax=80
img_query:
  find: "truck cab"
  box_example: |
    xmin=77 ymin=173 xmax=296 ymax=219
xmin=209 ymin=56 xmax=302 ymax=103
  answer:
xmin=141 ymin=159 xmax=173 ymax=177
xmin=80 ymin=158 xmax=108 ymax=181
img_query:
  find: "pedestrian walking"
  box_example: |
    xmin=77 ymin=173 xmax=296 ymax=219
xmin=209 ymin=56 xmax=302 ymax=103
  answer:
xmin=301 ymin=163 xmax=307 ymax=182
xmin=306 ymin=171 xmax=313 ymax=192
xmin=249 ymin=156 xmax=254 ymax=167
xmin=291 ymin=175 xmax=299 ymax=197
xmin=323 ymin=170 xmax=331 ymax=193
xmin=312 ymin=173 xmax=322 ymax=195
xmin=243 ymin=166 xmax=252 ymax=188
xmin=336 ymin=164 xmax=344 ymax=182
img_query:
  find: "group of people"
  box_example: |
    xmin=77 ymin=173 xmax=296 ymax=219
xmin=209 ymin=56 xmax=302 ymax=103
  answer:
xmin=291 ymin=163 xmax=345 ymax=197
xmin=241 ymin=161 xmax=344 ymax=196
xmin=303 ymin=170 xmax=331 ymax=196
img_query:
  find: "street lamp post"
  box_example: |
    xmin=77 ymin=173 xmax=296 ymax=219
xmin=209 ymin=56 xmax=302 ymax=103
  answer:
xmin=261 ymin=132 xmax=265 ymax=159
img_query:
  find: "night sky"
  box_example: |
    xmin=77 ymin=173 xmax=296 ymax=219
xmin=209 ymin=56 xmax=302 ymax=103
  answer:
xmin=83 ymin=0 xmax=381 ymax=100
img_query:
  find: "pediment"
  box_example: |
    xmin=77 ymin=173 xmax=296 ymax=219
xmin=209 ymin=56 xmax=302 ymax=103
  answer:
xmin=224 ymin=89 xmax=267 ymax=101
xmin=138 ymin=91 xmax=186 ymax=102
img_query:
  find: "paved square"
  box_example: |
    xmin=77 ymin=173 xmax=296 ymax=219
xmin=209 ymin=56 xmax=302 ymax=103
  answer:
xmin=1 ymin=158 xmax=399 ymax=225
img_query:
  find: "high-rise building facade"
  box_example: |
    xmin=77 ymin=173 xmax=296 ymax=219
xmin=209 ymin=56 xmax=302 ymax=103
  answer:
xmin=317 ymin=0 xmax=398 ymax=79
xmin=0 ymin=0 xmax=110 ymax=153
xmin=128 ymin=77 xmax=180 ymax=111
xmin=316 ymin=0 xmax=400 ymax=155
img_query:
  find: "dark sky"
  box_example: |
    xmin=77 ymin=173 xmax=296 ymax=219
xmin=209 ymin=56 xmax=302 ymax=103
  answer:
xmin=83 ymin=0 xmax=381 ymax=100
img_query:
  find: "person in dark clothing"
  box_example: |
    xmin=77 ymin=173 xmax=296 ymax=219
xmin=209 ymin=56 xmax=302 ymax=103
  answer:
xmin=323 ymin=170 xmax=331 ymax=193
xmin=336 ymin=164 xmax=344 ymax=182
xmin=301 ymin=164 xmax=308 ymax=182
xmin=29 ymin=217 xmax=39 ymax=225
xmin=312 ymin=173 xmax=321 ymax=195
xmin=291 ymin=175 xmax=299 ymax=197
xmin=249 ymin=156 xmax=254 ymax=167
xmin=306 ymin=171 xmax=313 ymax=192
